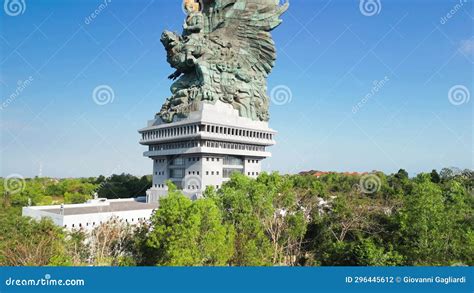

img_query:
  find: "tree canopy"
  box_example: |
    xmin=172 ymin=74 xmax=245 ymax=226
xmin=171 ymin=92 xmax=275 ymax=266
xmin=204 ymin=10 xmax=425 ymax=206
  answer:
xmin=0 ymin=168 xmax=472 ymax=267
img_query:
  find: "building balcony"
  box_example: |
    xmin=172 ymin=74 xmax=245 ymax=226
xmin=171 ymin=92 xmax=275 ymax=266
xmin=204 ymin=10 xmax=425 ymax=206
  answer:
xmin=144 ymin=146 xmax=271 ymax=159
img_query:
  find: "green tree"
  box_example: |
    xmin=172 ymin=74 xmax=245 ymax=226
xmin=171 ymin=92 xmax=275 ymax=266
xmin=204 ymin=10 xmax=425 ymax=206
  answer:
xmin=397 ymin=176 xmax=448 ymax=265
xmin=0 ymin=210 xmax=70 ymax=266
xmin=147 ymin=183 xmax=234 ymax=266
xmin=64 ymin=192 xmax=91 ymax=204
xmin=212 ymin=174 xmax=273 ymax=266
xmin=430 ymin=169 xmax=441 ymax=184
xmin=395 ymin=169 xmax=409 ymax=180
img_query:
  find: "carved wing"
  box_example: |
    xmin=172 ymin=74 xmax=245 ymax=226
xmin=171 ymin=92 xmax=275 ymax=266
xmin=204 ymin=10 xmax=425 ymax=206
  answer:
xmin=207 ymin=0 xmax=289 ymax=77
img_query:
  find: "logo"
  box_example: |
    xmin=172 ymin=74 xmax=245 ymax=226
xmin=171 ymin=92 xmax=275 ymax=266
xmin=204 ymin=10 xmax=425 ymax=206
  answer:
xmin=270 ymin=85 xmax=293 ymax=106
xmin=448 ymin=85 xmax=470 ymax=106
xmin=359 ymin=0 xmax=382 ymax=17
xmin=4 ymin=174 xmax=26 ymax=194
xmin=359 ymin=174 xmax=381 ymax=194
xmin=92 ymin=85 xmax=115 ymax=106
xmin=4 ymin=0 xmax=26 ymax=16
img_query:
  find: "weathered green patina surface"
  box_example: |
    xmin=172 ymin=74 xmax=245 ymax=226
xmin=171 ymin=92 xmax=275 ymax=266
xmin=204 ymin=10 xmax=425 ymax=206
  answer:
xmin=159 ymin=0 xmax=289 ymax=123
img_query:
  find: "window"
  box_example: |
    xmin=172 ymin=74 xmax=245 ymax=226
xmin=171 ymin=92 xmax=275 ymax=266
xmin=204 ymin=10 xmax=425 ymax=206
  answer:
xmin=170 ymin=168 xmax=185 ymax=179
xmin=223 ymin=168 xmax=243 ymax=178
xmin=171 ymin=157 xmax=185 ymax=166
xmin=206 ymin=171 xmax=209 ymax=175
xmin=224 ymin=156 xmax=244 ymax=166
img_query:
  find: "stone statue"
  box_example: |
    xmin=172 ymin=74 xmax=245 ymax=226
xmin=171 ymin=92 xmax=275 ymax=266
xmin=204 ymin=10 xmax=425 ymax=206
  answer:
xmin=158 ymin=0 xmax=289 ymax=123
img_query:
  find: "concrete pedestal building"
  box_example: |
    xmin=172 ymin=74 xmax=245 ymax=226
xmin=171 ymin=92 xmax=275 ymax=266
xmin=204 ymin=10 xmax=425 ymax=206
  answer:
xmin=139 ymin=101 xmax=276 ymax=202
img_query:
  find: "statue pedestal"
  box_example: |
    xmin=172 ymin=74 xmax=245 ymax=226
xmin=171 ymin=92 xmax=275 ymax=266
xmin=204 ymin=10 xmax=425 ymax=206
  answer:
xmin=138 ymin=101 xmax=276 ymax=203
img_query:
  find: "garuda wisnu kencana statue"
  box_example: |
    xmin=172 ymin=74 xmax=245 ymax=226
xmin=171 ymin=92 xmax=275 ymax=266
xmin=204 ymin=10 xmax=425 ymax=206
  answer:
xmin=158 ymin=0 xmax=289 ymax=123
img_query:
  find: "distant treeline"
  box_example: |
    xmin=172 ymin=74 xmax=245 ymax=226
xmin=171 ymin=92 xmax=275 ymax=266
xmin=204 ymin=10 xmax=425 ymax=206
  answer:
xmin=0 ymin=168 xmax=472 ymax=267
xmin=0 ymin=173 xmax=152 ymax=206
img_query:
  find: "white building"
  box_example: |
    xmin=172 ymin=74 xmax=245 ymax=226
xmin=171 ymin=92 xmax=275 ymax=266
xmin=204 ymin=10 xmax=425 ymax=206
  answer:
xmin=22 ymin=101 xmax=276 ymax=228
xmin=22 ymin=198 xmax=158 ymax=230
xmin=139 ymin=101 xmax=276 ymax=202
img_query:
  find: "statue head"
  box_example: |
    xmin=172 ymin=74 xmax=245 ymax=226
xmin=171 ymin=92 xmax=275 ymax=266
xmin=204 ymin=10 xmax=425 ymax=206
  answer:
xmin=183 ymin=0 xmax=201 ymax=14
xmin=161 ymin=31 xmax=180 ymax=49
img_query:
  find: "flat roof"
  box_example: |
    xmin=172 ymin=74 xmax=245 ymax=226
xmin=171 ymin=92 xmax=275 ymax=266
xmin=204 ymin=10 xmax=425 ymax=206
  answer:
xmin=38 ymin=201 xmax=158 ymax=216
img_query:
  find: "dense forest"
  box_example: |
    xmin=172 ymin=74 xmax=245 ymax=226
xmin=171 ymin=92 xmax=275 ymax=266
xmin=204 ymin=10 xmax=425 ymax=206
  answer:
xmin=0 ymin=168 xmax=472 ymax=266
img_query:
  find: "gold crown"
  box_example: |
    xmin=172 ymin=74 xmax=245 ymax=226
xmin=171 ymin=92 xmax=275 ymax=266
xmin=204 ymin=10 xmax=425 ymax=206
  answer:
xmin=184 ymin=0 xmax=200 ymax=13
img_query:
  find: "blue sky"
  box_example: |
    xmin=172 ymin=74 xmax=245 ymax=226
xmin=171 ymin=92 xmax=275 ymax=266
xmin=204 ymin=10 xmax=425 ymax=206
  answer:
xmin=0 ymin=0 xmax=472 ymax=178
